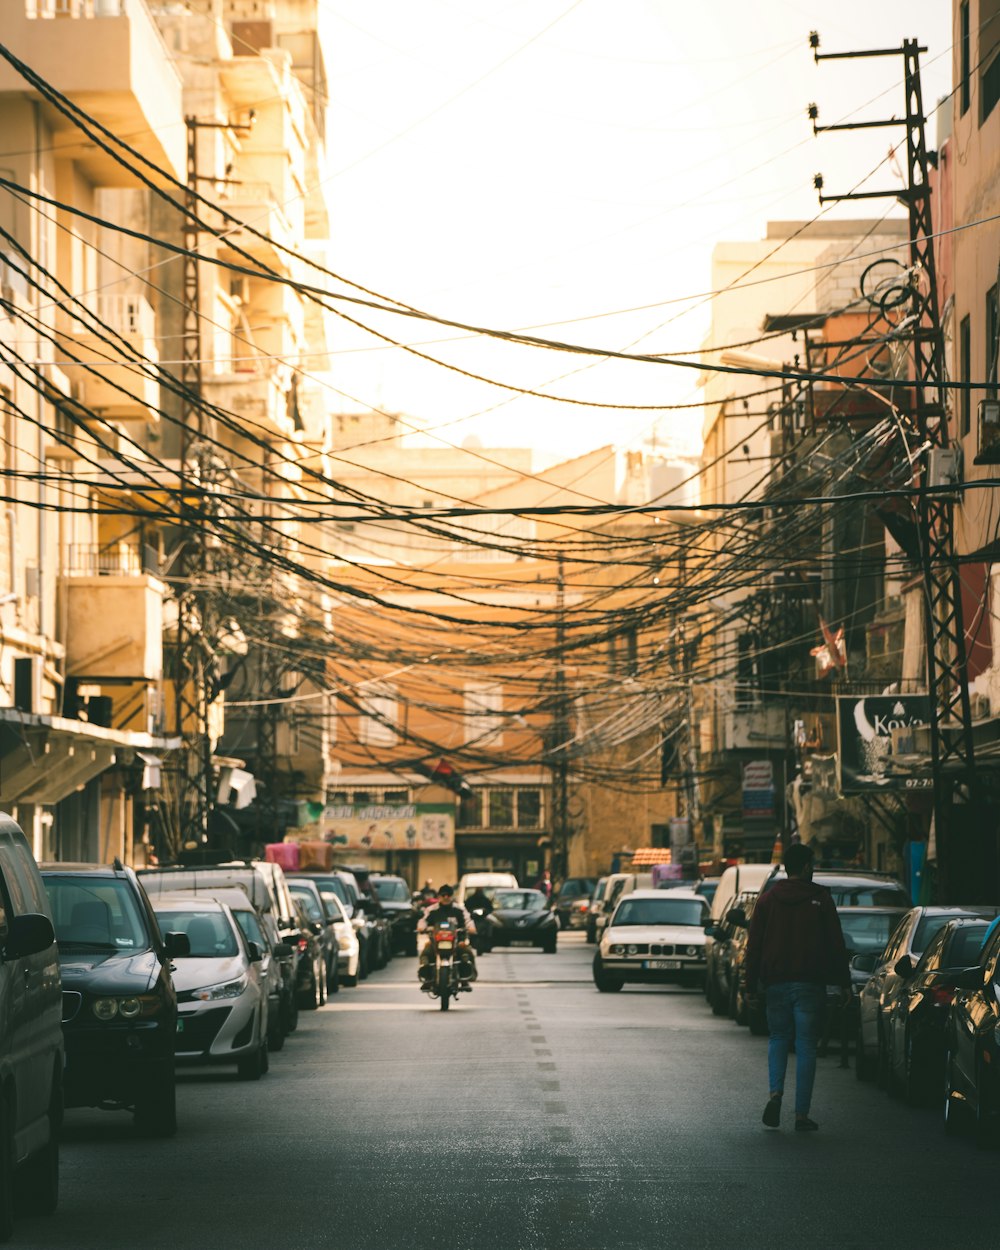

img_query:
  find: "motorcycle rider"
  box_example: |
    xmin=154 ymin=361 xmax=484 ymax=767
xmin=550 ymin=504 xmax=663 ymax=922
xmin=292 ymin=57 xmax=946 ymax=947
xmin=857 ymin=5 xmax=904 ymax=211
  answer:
xmin=465 ymin=885 xmax=494 ymax=954
xmin=417 ymin=884 xmax=477 ymax=988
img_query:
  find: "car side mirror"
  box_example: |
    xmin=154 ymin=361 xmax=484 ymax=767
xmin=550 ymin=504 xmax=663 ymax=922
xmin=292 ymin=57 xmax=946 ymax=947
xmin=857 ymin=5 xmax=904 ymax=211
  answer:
xmin=728 ymin=908 xmax=748 ymax=929
xmin=247 ymin=941 xmax=263 ymax=963
xmin=952 ymin=964 xmax=986 ymax=991
xmin=704 ymin=923 xmax=722 ymax=939
xmin=163 ymin=931 xmax=190 ymax=959
xmin=4 ymin=913 xmax=54 ymax=960
xmin=893 ymin=954 xmax=914 ymax=978
xmin=273 ymin=941 xmax=293 ymax=958
xmin=850 ymin=952 xmax=878 ymax=974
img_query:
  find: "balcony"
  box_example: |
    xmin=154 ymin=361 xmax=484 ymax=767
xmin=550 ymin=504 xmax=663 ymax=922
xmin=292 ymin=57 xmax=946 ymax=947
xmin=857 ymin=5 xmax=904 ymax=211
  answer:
xmin=60 ymin=294 xmax=161 ymax=420
xmin=61 ymin=548 xmax=164 ymax=683
xmin=202 ymin=366 xmax=295 ymax=440
xmin=216 ymin=182 xmax=298 ymax=271
xmin=2 ymin=0 xmax=184 ymax=183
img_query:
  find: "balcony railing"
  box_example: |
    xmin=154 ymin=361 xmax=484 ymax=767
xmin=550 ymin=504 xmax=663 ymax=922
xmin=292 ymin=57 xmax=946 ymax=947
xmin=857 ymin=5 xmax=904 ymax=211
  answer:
xmin=27 ymin=0 xmax=125 ymax=16
xmin=65 ymin=543 xmax=159 ymax=577
xmin=72 ymin=293 xmax=156 ymax=339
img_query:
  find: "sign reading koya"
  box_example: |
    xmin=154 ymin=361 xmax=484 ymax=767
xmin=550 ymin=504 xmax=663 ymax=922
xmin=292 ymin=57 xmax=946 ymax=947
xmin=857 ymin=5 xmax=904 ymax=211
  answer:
xmin=836 ymin=694 xmax=931 ymax=792
xmin=319 ymin=803 xmax=455 ymax=851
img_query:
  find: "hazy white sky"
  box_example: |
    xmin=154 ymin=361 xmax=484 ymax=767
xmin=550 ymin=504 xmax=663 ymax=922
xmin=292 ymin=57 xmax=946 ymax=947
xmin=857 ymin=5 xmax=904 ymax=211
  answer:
xmin=319 ymin=2 xmax=952 ymax=467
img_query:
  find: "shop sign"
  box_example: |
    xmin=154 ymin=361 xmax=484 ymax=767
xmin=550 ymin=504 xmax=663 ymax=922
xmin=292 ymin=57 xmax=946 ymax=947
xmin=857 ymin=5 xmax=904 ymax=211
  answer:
xmin=319 ymin=803 xmax=455 ymax=851
xmin=836 ymin=694 xmax=931 ymax=792
xmin=742 ymin=760 xmax=775 ymax=819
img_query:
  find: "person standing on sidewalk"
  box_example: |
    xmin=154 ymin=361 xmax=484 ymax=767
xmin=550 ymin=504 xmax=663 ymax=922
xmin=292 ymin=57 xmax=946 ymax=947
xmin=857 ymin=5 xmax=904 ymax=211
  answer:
xmin=744 ymin=842 xmax=850 ymax=1132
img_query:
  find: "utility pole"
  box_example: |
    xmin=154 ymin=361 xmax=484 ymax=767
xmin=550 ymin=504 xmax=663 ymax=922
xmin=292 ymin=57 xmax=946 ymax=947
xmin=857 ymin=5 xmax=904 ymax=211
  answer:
xmin=811 ymin=35 xmax=976 ymax=895
xmin=550 ymin=556 xmax=570 ymax=881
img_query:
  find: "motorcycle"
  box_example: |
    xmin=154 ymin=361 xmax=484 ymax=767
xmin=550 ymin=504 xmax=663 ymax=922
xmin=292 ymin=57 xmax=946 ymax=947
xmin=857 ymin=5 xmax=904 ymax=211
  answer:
xmin=422 ymin=921 xmax=470 ymax=1011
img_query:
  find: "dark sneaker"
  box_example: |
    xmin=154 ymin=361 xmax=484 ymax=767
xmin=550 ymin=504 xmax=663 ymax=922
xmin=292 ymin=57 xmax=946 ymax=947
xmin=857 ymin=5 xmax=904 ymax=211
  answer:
xmin=794 ymin=1117 xmax=819 ymax=1132
xmin=762 ymin=1097 xmax=782 ymax=1129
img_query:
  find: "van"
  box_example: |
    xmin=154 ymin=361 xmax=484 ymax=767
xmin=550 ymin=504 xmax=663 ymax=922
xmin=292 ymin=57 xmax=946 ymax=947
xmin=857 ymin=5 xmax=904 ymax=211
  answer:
xmin=708 ymin=863 xmax=774 ymax=924
xmin=0 ymin=814 xmax=63 ymax=1237
xmin=455 ymin=872 xmax=518 ymax=906
xmin=593 ymin=872 xmax=654 ymax=941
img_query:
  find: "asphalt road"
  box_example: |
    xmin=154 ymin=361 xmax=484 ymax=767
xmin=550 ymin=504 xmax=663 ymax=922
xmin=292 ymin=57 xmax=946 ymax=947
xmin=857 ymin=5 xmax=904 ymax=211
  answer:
xmin=17 ymin=933 xmax=999 ymax=1250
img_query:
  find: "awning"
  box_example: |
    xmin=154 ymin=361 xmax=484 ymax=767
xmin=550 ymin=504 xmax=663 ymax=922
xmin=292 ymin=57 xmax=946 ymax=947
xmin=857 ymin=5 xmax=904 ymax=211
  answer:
xmin=0 ymin=709 xmax=179 ymax=806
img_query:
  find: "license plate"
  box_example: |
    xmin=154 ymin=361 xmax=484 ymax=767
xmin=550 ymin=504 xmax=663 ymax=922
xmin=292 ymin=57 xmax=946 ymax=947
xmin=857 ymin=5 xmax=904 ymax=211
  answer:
xmin=511 ymin=940 xmax=534 ymax=947
xmin=176 ymin=1019 xmax=185 ymax=1033
xmin=436 ymin=941 xmax=454 ymax=951
xmin=644 ymin=959 xmax=681 ymax=970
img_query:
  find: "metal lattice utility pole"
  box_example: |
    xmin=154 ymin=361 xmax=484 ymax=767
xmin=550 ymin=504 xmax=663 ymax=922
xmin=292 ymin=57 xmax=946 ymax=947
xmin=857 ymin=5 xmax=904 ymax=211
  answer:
xmin=811 ymin=35 xmax=976 ymax=893
xmin=550 ymin=557 xmax=570 ymax=881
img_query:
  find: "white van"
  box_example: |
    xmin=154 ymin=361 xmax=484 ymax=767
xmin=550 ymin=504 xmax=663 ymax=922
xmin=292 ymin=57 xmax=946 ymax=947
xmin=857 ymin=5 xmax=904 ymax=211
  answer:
xmin=455 ymin=872 xmax=518 ymax=906
xmin=709 ymin=863 xmax=774 ymax=924
xmin=593 ymin=872 xmax=654 ymax=941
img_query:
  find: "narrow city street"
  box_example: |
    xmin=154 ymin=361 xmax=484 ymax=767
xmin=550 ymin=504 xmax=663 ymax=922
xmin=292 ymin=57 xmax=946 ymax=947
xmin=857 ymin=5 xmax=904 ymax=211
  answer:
xmin=21 ymin=933 xmax=995 ymax=1250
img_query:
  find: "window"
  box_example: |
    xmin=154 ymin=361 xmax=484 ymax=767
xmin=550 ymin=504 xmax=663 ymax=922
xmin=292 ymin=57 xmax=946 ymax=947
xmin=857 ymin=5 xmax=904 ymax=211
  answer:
xmin=457 ymin=791 xmax=483 ymax=829
xmin=383 ymin=789 xmax=410 ymax=804
xmin=987 ymin=284 xmax=999 ymax=398
xmin=983 ymin=0 xmax=1000 ymax=122
xmin=960 ymin=314 xmax=972 ymax=436
xmin=357 ymin=682 xmax=398 ymax=747
xmin=961 ymin=1 xmax=971 ymax=115
xmin=516 ymin=788 xmax=541 ymax=829
xmin=489 ymin=790 xmax=514 ymax=828
xmin=463 ymin=682 xmax=503 ymax=745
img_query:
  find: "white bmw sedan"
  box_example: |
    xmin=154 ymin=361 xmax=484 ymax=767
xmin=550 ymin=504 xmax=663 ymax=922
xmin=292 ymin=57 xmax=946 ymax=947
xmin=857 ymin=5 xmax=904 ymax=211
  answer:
xmin=152 ymin=897 xmax=269 ymax=1080
xmin=594 ymin=889 xmax=709 ymax=992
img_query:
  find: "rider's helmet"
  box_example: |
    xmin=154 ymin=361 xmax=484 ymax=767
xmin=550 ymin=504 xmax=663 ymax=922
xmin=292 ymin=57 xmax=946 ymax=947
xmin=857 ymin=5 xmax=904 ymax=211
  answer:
xmin=438 ymin=883 xmax=454 ymax=898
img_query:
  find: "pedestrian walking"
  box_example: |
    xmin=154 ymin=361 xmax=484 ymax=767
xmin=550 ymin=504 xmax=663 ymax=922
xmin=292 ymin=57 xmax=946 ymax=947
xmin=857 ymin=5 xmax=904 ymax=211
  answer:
xmin=744 ymin=842 xmax=850 ymax=1132
xmin=536 ymin=869 xmax=552 ymax=899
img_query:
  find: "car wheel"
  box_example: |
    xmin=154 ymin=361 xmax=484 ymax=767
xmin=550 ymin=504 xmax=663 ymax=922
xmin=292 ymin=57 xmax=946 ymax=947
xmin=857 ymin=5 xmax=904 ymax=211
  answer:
xmin=586 ymin=922 xmax=596 ymax=945
xmin=237 ymin=1042 xmax=265 ymax=1081
xmin=327 ymin=957 xmax=340 ymax=995
xmin=260 ymin=1038 xmax=270 ymax=1075
xmin=876 ymin=1024 xmax=890 ymax=1089
xmin=269 ymin=1015 xmax=285 ymax=1052
xmin=19 ymin=1074 xmax=59 ymax=1217
xmin=318 ymin=961 xmax=328 ymax=1006
xmin=855 ymin=1017 xmax=876 ymax=1081
xmin=406 ymin=935 xmax=419 ymax=956
xmin=902 ymin=1028 xmax=926 ymax=1106
xmin=284 ymin=993 xmax=299 ymax=1034
xmin=944 ymin=1046 xmax=963 ymax=1136
xmin=343 ymin=969 xmax=358 ymax=988
xmin=748 ymin=1000 xmax=769 ymax=1036
xmin=710 ymin=978 xmax=728 ymax=1017
xmin=134 ymin=1063 xmax=177 ymax=1138
xmin=543 ymin=936 xmax=557 ymax=954
xmin=592 ymin=956 xmax=624 ymax=993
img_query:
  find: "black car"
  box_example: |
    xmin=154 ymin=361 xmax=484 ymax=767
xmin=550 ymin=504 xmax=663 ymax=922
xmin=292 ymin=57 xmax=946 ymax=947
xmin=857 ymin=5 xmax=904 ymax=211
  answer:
xmin=945 ymin=921 xmax=1000 ymax=1145
xmin=855 ymin=905 xmax=995 ymax=1083
xmin=288 ymin=878 xmax=340 ymax=994
xmin=337 ymin=865 xmax=393 ymax=969
xmin=819 ymin=906 xmax=908 ymax=1064
xmin=884 ymin=916 xmax=992 ymax=1105
xmin=41 ymin=862 xmax=189 ymax=1137
xmin=370 ymin=873 xmax=419 ymax=955
xmin=722 ymin=895 xmax=767 ymax=1034
xmin=704 ymin=890 xmax=756 ymax=1019
xmin=485 ymin=889 xmax=559 ymax=952
xmin=289 ymin=898 xmax=328 ymax=1009
xmin=553 ymin=877 xmax=597 ymax=930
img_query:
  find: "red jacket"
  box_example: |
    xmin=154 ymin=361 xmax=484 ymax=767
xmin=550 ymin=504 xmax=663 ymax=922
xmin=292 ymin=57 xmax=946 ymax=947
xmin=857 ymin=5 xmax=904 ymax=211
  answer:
xmin=745 ymin=878 xmax=850 ymax=989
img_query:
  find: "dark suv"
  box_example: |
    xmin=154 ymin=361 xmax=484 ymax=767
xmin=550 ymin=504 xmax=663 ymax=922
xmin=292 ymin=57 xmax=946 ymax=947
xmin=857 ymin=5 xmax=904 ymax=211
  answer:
xmin=41 ymin=861 xmax=188 ymax=1137
xmin=370 ymin=874 xmax=419 ymax=955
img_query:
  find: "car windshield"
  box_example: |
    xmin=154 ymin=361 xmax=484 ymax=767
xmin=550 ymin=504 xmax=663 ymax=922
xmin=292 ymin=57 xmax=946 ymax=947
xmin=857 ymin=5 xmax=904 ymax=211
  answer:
xmin=234 ymin=910 xmax=265 ymax=950
xmin=613 ymin=898 xmax=706 ymax=927
xmin=913 ymin=912 xmax=974 ymax=956
xmin=838 ymin=912 xmax=903 ymax=954
xmin=374 ymin=879 xmax=410 ymax=902
xmin=155 ymin=909 xmax=239 ymax=957
xmin=289 ymin=887 xmax=324 ymax=923
xmin=942 ymin=924 xmax=990 ymax=967
xmin=44 ymin=876 xmax=151 ymax=952
xmin=493 ymin=890 xmax=547 ymax=911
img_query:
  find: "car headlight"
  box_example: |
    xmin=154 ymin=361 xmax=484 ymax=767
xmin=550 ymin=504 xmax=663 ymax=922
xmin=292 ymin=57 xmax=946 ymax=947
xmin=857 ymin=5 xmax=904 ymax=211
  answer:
xmin=627 ymin=944 xmax=639 ymax=955
xmin=189 ymin=975 xmax=248 ymax=1002
xmin=685 ymin=945 xmax=700 ymax=957
xmin=92 ymin=997 xmax=119 ymax=1021
xmin=118 ymin=997 xmax=142 ymax=1019
xmin=92 ymin=994 xmax=161 ymax=1021
xmin=611 ymin=944 xmax=625 ymax=955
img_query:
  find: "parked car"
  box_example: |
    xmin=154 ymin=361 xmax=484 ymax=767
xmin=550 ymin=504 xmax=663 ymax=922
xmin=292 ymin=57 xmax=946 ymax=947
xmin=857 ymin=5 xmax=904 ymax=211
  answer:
xmin=42 ymin=860 xmax=185 ymax=1138
xmin=586 ymin=877 xmax=609 ymax=944
xmin=719 ymin=895 xmax=767 ymax=1033
xmin=138 ymin=863 xmax=300 ymax=1035
xmin=855 ymin=905 xmax=993 ymax=1082
xmin=322 ymin=890 xmax=361 ymax=986
xmin=485 ymin=888 xmax=559 ymax=952
xmin=704 ymin=890 xmax=756 ymax=1018
xmin=0 ymin=818 xmax=64 ymax=1237
xmin=819 ymin=906 xmax=909 ymax=1063
xmin=289 ymin=898 xmax=328 ymax=1009
xmin=288 ymin=878 xmax=340 ymax=993
xmin=695 ymin=877 xmax=721 ymax=910
xmin=883 ymin=916 xmax=992 ymax=1105
xmin=760 ymin=866 xmax=911 ymax=907
xmin=295 ymin=870 xmax=377 ymax=978
xmin=151 ymin=895 xmax=270 ymax=1080
xmin=593 ymin=889 xmax=708 ymax=992
xmin=553 ymin=877 xmax=597 ymax=930
xmin=370 ymin=873 xmax=420 ymax=954
xmin=944 ymin=922 xmax=1000 ymax=1145
xmin=194 ymin=887 xmax=291 ymax=1049
xmin=335 ymin=865 xmax=393 ymax=968
xmin=593 ymin=873 xmax=653 ymax=945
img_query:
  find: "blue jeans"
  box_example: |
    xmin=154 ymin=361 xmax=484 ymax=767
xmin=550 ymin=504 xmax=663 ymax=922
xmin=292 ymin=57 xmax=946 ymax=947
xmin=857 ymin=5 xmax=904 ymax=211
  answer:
xmin=765 ymin=982 xmax=824 ymax=1116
